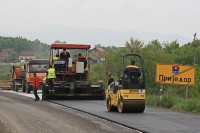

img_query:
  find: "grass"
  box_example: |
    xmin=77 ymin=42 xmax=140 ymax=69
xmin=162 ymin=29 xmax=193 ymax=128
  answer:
xmin=146 ymin=94 xmax=200 ymax=114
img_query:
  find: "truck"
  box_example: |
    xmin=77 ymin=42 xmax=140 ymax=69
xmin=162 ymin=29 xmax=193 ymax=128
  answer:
xmin=10 ymin=65 xmax=26 ymax=92
xmin=10 ymin=59 xmax=49 ymax=93
xmin=42 ymin=43 xmax=105 ymax=100
xmin=24 ymin=59 xmax=49 ymax=93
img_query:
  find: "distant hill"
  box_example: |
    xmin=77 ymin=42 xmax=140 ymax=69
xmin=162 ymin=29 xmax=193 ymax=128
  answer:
xmin=0 ymin=25 xmax=191 ymax=47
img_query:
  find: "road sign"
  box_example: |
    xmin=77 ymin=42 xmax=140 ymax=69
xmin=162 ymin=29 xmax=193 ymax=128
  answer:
xmin=156 ymin=64 xmax=195 ymax=85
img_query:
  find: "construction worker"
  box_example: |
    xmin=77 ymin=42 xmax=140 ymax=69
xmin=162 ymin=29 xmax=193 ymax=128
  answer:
xmin=78 ymin=53 xmax=85 ymax=59
xmin=46 ymin=65 xmax=56 ymax=91
xmin=73 ymin=54 xmax=79 ymax=62
xmin=78 ymin=53 xmax=87 ymax=69
xmin=33 ymin=72 xmax=40 ymax=101
xmin=53 ymin=54 xmax=60 ymax=72
xmin=60 ymin=49 xmax=70 ymax=71
xmin=60 ymin=48 xmax=70 ymax=60
xmin=125 ymin=60 xmax=141 ymax=76
xmin=53 ymin=54 xmax=59 ymax=60
xmin=108 ymin=72 xmax=114 ymax=86
xmin=124 ymin=60 xmax=141 ymax=88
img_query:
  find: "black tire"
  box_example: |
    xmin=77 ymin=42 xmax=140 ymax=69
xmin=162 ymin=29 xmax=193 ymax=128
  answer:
xmin=11 ymin=80 xmax=15 ymax=91
xmin=42 ymin=84 xmax=49 ymax=101
xmin=15 ymin=86 xmax=18 ymax=92
xmin=25 ymin=82 xmax=30 ymax=93
xmin=14 ymin=80 xmax=18 ymax=92
xmin=22 ymin=80 xmax=26 ymax=92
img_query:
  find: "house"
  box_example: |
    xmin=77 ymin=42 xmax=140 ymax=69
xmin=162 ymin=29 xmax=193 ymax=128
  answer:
xmin=90 ymin=48 xmax=105 ymax=57
xmin=89 ymin=47 xmax=105 ymax=63
xmin=2 ymin=48 xmax=16 ymax=53
xmin=0 ymin=49 xmax=16 ymax=63
xmin=0 ymin=57 xmax=8 ymax=64
xmin=88 ymin=57 xmax=98 ymax=63
xmin=19 ymin=51 xmax=37 ymax=62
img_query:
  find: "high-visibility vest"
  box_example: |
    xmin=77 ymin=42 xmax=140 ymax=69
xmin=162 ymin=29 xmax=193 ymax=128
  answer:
xmin=53 ymin=56 xmax=59 ymax=60
xmin=126 ymin=65 xmax=138 ymax=69
xmin=47 ymin=68 xmax=56 ymax=79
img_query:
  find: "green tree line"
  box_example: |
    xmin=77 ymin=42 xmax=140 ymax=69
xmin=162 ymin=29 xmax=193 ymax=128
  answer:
xmin=0 ymin=36 xmax=50 ymax=58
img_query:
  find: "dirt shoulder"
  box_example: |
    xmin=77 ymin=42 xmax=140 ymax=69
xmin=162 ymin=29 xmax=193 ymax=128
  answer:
xmin=0 ymin=119 xmax=12 ymax=133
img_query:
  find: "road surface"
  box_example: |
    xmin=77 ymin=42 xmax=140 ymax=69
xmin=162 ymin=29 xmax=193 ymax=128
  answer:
xmin=0 ymin=91 xmax=139 ymax=133
xmin=51 ymin=100 xmax=200 ymax=133
xmin=2 ymin=90 xmax=200 ymax=133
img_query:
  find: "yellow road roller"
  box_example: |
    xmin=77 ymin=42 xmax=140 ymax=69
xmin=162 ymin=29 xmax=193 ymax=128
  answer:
xmin=106 ymin=53 xmax=145 ymax=113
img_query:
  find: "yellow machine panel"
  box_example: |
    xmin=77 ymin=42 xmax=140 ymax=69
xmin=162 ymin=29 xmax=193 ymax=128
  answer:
xmin=119 ymin=89 xmax=145 ymax=100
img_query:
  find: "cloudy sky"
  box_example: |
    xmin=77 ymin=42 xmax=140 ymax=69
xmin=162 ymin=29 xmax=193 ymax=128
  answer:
xmin=0 ymin=0 xmax=199 ymax=44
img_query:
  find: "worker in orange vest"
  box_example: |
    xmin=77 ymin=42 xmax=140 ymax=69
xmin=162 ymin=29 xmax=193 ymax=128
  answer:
xmin=78 ymin=53 xmax=87 ymax=69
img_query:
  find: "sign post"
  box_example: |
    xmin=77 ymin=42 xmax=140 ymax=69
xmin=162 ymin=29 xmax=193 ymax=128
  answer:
xmin=186 ymin=86 xmax=188 ymax=99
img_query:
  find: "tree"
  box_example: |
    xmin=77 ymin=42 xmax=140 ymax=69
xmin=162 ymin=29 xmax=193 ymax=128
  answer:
xmin=54 ymin=40 xmax=61 ymax=43
xmin=125 ymin=38 xmax=144 ymax=54
xmin=147 ymin=39 xmax=162 ymax=51
xmin=164 ymin=40 xmax=180 ymax=54
xmin=94 ymin=44 xmax=101 ymax=48
xmin=8 ymin=52 xmax=19 ymax=62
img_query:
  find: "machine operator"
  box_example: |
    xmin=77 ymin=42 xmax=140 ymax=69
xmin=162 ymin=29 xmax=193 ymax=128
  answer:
xmin=124 ymin=60 xmax=141 ymax=88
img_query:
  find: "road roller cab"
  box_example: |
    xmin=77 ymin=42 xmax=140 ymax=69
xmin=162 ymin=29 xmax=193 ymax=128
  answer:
xmin=106 ymin=53 xmax=145 ymax=113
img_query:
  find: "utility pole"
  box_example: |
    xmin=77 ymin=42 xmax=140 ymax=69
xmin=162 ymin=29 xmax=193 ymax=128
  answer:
xmin=193 ymin=33 xmax=197 ymax=65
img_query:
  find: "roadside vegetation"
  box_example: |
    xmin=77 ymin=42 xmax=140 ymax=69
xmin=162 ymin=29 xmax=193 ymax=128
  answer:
xmin=146 ymin=94 xmax=200 ymax=113
xmin=0 ymin=64 xmax=11 ymax=80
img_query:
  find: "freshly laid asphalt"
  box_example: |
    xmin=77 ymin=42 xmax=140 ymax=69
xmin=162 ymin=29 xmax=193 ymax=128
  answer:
xmin=51 ymin=100 xmax=200 ymax=133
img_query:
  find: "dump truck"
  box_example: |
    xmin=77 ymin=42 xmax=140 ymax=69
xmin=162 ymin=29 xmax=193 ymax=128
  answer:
xmin=24 ymin=59 xmax=49 ymax=93
xmin=10 ymin=65 xmax=26 ymax=92
xmin=42 ymin=43 xmax=105 ymax=100
xmin=106 ymin=53 xmax=145 ymax=113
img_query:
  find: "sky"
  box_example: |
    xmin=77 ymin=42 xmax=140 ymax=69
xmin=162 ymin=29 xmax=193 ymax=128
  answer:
xmin=0 ymin=0 xmax=199 ymax=44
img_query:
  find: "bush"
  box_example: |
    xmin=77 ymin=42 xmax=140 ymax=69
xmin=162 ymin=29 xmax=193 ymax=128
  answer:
xmin=160 ymin=94 xmax=174 ymax=108
xmin=146 ymin=95 xmax=160 ymax=107
xmin=184 ymin=99 xmax=196 ymax=112
xmin=171 ymin=97 xmax=185 ymax=110
xmin=196 ymin=102 xmax=200 ymax=112
xmin=184 ymin=99 xmax=200 ymax=113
